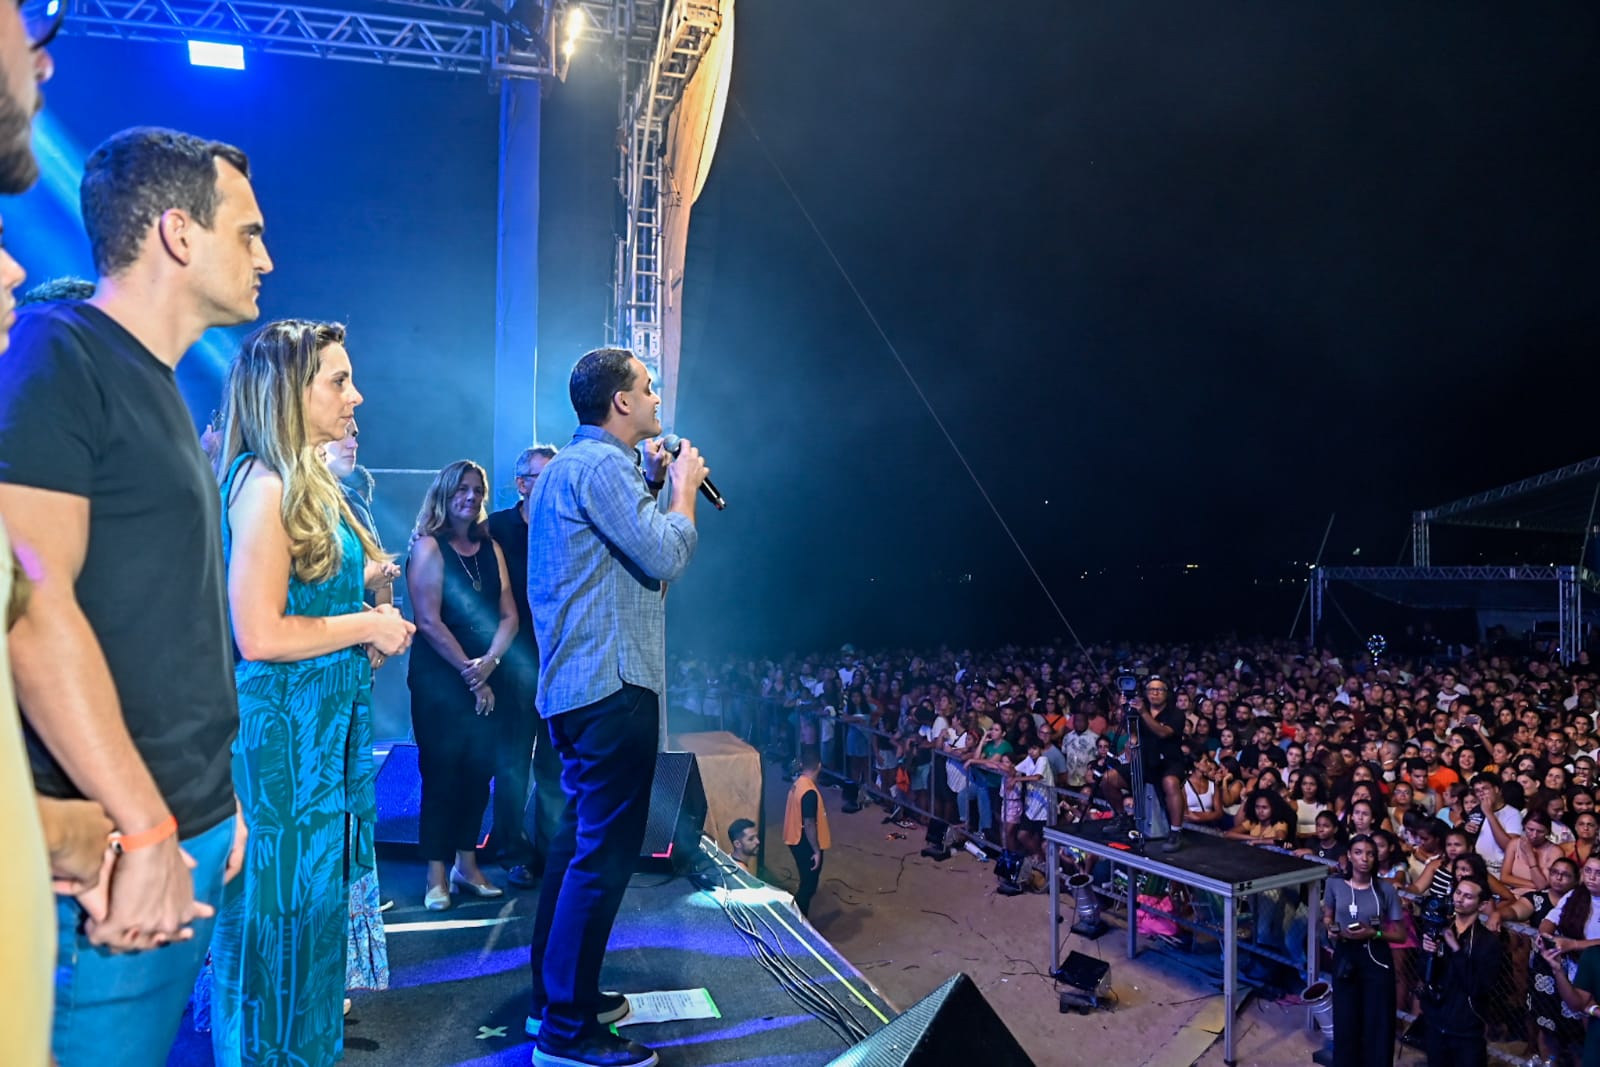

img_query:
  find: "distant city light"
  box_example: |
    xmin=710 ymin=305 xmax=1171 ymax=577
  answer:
xmin=188 ymin=41 xmax=245 ymax=69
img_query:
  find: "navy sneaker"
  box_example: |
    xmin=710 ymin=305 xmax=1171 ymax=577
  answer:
xmin=526 ymin=992 xmax=631 ymax=1036
xmin=532 ymin=1031 xmax=657 ymax=1067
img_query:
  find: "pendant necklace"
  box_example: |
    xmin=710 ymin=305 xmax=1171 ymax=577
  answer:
xmin=453 ymin=546 xmax=483 ymax=592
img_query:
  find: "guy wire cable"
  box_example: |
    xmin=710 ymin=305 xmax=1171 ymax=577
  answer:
xmin=731 ymin=97 xmax=1093 ymax=666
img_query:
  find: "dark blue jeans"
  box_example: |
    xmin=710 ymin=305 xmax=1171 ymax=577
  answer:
xmin=529 ymin=684 xmax=659 ymax=1043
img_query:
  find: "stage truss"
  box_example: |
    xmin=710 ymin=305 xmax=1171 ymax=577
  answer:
xmin=60 ymin=0 xmax=729 ymax=425
xmin=1312 ymin=564 xmax=1598 ymax=664
xmin=59 ymin=0 xmax=629 ymax=80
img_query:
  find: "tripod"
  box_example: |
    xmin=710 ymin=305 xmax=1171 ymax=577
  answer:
xmin=1120 ymin=697 xmax=1171 ymax=850
xmin=1124 ymin=699 xmax=1149 ymax=850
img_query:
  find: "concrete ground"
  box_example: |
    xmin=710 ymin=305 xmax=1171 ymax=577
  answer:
xmin=757 ymin=770 xmax=1344 ymax=1067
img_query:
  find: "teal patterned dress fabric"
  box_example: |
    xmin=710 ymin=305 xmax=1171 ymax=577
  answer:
xmin=210 ymin=454 xmax=377 ymax=1065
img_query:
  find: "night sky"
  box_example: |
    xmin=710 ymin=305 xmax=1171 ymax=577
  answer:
xmin=613 ymin=2 xmax=1600 ymax=654
xmin=12 ymin=4 xmax=1600 ymax=657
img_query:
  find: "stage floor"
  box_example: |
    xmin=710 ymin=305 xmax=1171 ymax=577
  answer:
xmin=168 ymin=843 xmax=895 ymax=1066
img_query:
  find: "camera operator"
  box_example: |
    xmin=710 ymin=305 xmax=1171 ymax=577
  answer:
xmin=1099 ymin=675 xmax=1186 ymax=852
xmin=1419 ymin=875 xmax=1501 ymax=1067
xmin=1323 ymin=834 xmax=1406 ymax=1067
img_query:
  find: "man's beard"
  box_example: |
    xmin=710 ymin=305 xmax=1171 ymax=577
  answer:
xmin=0 ymin=87 xmax=39 ymax=195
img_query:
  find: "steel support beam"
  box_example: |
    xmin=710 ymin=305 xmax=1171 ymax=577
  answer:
xmin=492 ymin=77 xmax=541 ymax=511
xmin=61 ymin=0 xmax=625 ymax=80
xmin=1411 ymin=510 xmax=1430 ymax=567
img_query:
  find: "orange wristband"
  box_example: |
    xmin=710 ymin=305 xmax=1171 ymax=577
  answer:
xmin=110 ymin=815 xmax=179 ymax=855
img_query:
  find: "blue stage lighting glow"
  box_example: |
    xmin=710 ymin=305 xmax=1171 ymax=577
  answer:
xmin=188 ymin=41 xmax=245 ymax=70
xmin=45 ymin=0 xmax=59 ymax=15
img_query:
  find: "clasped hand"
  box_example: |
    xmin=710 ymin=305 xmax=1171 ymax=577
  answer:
xmin=460 ymin=655 xmax=497 ymax=691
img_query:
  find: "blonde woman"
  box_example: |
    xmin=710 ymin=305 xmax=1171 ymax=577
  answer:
xmin=405 ymin=460 xmax=519 ymax=909
xmin=209 ymin=320 xmax=414 ymax=1066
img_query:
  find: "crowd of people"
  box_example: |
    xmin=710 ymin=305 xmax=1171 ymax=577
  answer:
xmin=0 ymin=9 xmax=711 ymax=1061
xmin=671 ymin=640 xmax=1600 ymax=1065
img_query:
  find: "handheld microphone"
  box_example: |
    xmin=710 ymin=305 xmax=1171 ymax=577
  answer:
xmin=658 ymin=434 xmax=726 ymax=511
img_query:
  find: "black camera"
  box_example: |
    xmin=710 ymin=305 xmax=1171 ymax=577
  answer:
xmin=1417 ymin=893 xmax=1453 ymax=994
xmin=1116 ymin=672 xmax=1139 ymax=698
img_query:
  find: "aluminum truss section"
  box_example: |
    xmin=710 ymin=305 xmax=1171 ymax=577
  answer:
xmin=62 ymin=0 xmax=624 ymax=80
xmin=1421 ymin=455 xmax=1600 ymax=532
xmin=1411 ymin=510 xmax=1431 ymax=566
xmin=1313 ymin=564 xmax=1600 ymax=663
xmin=1321 ymin=566 xmax=1574 ymax=582
xmin=613 ymin=0 xmax=720 ymax=380
xmin=1560 ymin=566 xmax=1582 ymax=667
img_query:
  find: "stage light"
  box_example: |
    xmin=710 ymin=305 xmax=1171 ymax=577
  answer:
xmin=45 ymin=0 xmax=59 ymax=15
xmin=1066 ymin=873 xmax=1107 ymax=939
xmin=188 ymin=41 xmax=245 ymax=70
xmin=562 ymin=5 xmax=585 ymax=56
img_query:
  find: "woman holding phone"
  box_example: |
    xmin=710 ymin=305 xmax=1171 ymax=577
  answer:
xmin=1323 ymin=835 xmax=1406 ymax=1067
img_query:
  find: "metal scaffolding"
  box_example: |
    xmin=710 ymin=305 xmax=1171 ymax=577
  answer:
xmin=60 ymin=0 xmax=626 ymax=80
xmin=61 ymin=0 xmax=724 ymax=426
xmin=1312 ymin=565 xmax=1597 ymax=664
xmin=611 ymin=0 xmax=722 ymax=386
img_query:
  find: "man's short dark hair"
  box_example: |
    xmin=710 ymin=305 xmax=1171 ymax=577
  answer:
xmin=569 ymin=347 xmax=637 ymax=426
xmin=1470 ymin=773 xmax=1501 ymax=793
xmin=16 ymin=276 xmax=96 ymax=306
xmin=1455 ymin=874 xmax=1488 ymax=900
xmin=727 ymin=818 xmax=755 ymax=847
xmin=80 ymin=127 xmax=251 ymax=277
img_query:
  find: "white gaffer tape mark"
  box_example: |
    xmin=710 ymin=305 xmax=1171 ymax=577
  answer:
xmin=385 ymin=917 xmax=518 ymax=933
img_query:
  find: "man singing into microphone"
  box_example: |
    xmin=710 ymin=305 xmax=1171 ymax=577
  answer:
xmin=524 ymin=348 xmax=708 ymax=1067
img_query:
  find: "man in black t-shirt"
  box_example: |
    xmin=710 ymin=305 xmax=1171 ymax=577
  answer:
xmin=485 ymin=444 xmax=557 ymax=887
xmin=1099 ymin=676 xmax=1188 ymax=852
xmin=0 ymin=127 xmax=271 ymax=1066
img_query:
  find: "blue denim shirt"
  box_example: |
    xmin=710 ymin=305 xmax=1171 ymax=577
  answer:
xmin=528 ymin=425 xmax=698 ymax=717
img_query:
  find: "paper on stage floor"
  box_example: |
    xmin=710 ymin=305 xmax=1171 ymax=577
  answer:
xmin=616 ymin=989 xmax=721 ymax=1026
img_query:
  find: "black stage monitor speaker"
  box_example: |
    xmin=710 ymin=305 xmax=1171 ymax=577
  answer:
xmin=823 ymin=973 xmax=1035 ymax=1067
xmin=639 ymin=751 xmax=708 ymax=874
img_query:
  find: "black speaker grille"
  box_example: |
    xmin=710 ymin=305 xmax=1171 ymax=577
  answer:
xmin=639 ymin=751 xmax=708 ymax=871
xmin=824 ymin=974 xmax=1034 ymax=1067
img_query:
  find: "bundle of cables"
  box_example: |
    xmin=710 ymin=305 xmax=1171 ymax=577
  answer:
xmin=691 ymin=844 xmax=875 ymax=1046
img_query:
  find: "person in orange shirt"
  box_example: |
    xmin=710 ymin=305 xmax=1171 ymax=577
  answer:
xmin=783 ymin=748 xmax=830 ymax=917
xmin=1421 ymin=740 xmax=1459 ymax=797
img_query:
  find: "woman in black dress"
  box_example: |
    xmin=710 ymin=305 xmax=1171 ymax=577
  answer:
xmin=406 ymin=460 xmax=519 ymax=909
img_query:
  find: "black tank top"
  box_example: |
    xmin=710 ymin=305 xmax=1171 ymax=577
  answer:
xmin=414 ymin=532 xmax=501 ymax=665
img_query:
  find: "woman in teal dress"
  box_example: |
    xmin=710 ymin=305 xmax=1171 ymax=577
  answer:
xmin=209 ymin=320 xmax=415 ymax=1065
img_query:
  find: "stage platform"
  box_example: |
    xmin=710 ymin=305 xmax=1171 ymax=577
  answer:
xmin=168 ymin=839 xmax=896 ymax=1066
xmin=1045 ymin=822 xmax=1329 ymax=1067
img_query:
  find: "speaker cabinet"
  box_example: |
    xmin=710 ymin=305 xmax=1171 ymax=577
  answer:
xmin=639 ymin=751 xmax=708 ymax=874
xmin=824 ymin=974 xmax=1034 ymax=1067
